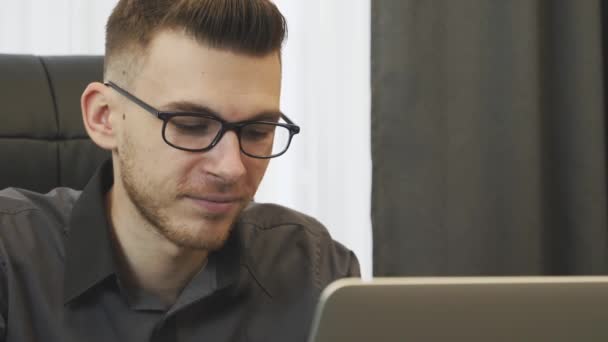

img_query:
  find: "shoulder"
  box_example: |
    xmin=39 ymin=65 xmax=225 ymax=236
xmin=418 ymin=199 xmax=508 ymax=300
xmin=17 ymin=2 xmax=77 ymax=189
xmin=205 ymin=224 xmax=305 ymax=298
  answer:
xmin=0 ymin=187 xmax=81 ymax=253
xmin=0 ymin=187 xmax=80 ymax=224
xmin=240 ymin=202 xmax=327 ymax=234
xmin=237 ymin=202 xmax=360 ymax=292
xmin=238 ymin=202 xmax=337 ymax=250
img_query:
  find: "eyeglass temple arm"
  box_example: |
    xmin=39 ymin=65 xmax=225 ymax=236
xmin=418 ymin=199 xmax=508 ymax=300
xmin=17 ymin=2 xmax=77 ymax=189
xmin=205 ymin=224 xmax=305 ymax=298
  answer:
xmin=107 ymin=81 xmax=300 ymax=133
xmin=280 ymin=114 xmax=300 ymax=134
xmin=281 ymin=113 xmax=296 ymax=125
xmin=104 ymin=81 xmax=160 ymax=117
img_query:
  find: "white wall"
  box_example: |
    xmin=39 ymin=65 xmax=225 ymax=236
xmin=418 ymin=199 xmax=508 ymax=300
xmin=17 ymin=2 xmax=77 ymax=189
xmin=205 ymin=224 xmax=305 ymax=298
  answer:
xmin=0 ymin=0 xmax=373 ymax=278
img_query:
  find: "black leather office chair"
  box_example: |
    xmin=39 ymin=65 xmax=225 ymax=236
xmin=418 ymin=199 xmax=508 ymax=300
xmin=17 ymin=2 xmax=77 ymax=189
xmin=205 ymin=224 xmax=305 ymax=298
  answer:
xmin=0 ymin=54 xmax=110 ymax=193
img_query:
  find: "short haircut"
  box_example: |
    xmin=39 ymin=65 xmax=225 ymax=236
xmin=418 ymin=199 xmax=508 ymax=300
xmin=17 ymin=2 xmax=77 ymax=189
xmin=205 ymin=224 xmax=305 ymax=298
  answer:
xmin=104 ymin=0 xmax=287 ymax=84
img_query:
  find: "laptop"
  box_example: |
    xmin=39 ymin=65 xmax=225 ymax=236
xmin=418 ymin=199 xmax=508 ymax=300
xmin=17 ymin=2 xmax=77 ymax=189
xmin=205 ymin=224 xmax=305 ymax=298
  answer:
xmin=307 ymin=276 xmax=608 ymax=342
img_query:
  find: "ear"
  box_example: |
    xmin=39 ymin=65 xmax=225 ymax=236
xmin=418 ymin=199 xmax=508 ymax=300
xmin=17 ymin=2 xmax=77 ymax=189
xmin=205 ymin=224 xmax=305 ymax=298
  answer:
xmin=81 ymin=82 xmax=119 ymax=150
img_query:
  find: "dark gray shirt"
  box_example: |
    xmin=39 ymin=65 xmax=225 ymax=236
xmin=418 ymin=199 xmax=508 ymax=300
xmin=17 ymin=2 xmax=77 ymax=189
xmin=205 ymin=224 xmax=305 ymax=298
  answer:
xmin=0 ymin=160 xmax=359 ymax=342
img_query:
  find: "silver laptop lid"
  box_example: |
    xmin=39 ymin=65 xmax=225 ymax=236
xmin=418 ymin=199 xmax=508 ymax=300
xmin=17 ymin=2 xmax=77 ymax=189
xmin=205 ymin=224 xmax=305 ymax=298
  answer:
xmin=308 ymin=277 xmax=608 ymax=342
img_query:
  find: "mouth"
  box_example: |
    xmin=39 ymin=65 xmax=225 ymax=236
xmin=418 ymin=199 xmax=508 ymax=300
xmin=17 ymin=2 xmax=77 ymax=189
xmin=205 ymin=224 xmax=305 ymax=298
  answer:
xmin=183 ymin=194 xmax=243 ymax=215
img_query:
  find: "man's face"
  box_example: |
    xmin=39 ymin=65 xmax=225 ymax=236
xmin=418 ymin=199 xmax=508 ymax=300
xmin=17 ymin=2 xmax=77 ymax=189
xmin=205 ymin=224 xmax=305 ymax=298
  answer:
xmin=111 ymin=30 xmax=281 ymax=251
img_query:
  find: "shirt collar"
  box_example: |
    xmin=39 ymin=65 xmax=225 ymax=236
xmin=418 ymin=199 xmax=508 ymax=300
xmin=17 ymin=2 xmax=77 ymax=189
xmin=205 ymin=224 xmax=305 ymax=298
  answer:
xmin=63 ymin=159 xmax=116 ymax=305
xmin=63 ymin=159 xmax=274 ymax=305
xmin=213 ymin=217 xmax=274 ymax=299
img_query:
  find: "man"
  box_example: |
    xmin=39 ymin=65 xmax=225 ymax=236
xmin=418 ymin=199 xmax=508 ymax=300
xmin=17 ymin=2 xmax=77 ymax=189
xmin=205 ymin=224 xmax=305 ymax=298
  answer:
xmin=0 ymin=0 xmax=359 ymax=341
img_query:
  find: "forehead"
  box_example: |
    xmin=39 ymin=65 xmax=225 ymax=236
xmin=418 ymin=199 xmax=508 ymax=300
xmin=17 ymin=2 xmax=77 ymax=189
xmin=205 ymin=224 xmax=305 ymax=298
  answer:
xmin=132 ymin=30 xmax=282 ymax=119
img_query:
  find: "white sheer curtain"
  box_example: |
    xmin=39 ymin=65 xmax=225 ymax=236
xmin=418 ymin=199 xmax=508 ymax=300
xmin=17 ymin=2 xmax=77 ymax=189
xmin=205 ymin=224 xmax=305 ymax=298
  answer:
xmin=0 ymin=1 xmax=116 ymax=55
xmin=0 ymin=0 xmax=372 ymax=278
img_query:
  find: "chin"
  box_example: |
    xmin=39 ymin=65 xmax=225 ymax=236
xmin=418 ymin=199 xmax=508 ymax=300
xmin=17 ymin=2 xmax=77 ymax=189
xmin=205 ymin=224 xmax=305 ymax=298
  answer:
xmin=162 ymin=218 xmax=235 ymax=251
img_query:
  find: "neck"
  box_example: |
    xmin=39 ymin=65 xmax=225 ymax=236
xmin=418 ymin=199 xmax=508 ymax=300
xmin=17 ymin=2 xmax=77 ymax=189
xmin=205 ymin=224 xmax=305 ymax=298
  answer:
xmin=107 ymin=186 xmax=208 ymax=307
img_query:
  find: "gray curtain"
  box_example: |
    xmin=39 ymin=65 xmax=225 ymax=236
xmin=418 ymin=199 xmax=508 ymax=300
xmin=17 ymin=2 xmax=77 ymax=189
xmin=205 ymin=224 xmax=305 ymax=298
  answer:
xmin=372 ymin=0 xmax=608 ymax=276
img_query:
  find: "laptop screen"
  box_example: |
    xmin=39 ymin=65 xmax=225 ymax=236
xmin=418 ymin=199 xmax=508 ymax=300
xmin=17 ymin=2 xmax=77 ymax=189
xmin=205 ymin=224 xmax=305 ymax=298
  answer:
xmin=308 ymin=277 xmax=608 ymax=342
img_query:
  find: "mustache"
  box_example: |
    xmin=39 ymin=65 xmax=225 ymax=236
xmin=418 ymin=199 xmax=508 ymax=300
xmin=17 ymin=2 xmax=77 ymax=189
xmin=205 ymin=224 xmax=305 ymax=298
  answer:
xmin=176 ymin=176 xmax=251 ymax=199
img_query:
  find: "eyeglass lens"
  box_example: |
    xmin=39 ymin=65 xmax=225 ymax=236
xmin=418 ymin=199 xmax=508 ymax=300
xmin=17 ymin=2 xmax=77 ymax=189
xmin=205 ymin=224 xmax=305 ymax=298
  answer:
xmin=163 ymin=116 xmax=291 ymax=157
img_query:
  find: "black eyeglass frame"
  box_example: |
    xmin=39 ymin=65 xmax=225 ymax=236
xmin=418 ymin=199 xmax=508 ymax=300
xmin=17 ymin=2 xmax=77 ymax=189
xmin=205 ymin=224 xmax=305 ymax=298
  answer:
xmin=104 ymin=81 xmax=300 ymax=159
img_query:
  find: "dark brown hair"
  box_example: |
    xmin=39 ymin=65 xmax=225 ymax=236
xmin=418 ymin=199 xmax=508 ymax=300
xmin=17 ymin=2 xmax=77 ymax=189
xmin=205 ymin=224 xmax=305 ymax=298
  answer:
xmin=104 ymin=0 xmax=287 ymax=82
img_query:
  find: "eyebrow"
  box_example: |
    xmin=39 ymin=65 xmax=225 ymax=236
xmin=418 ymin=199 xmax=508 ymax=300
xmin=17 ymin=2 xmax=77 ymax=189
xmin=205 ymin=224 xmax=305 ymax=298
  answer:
xmin=159 ymin=101 xmax=284 ymax=122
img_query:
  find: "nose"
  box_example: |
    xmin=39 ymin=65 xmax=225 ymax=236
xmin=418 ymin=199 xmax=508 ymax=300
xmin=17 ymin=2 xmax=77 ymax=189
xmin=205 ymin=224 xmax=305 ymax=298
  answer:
xmin=205 ymin=130 xmax=246 ymax=182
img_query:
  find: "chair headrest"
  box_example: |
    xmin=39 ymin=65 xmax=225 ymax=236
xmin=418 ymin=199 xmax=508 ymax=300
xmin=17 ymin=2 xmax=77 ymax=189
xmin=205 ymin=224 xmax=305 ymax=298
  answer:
xmin=0 ymin=54 xmax=110 ymax=192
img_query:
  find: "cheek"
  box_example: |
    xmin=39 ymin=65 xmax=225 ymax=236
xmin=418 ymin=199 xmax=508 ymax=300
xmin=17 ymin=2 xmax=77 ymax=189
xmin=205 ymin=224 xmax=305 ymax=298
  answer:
xmin=121 ymin=127 xmax=182 ymax=188
xmin=149 ymin=152 xmax=193 ymax=192
xmin=245 ymin=159 xmax=270 ymax=187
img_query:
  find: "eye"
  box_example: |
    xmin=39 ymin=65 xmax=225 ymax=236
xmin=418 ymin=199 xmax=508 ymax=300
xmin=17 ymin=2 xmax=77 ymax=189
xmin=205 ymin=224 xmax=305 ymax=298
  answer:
xmin=168 ymin=116 xmax=219 ymax=135
xmin=242 ymin=124 xmax=276 ymax=141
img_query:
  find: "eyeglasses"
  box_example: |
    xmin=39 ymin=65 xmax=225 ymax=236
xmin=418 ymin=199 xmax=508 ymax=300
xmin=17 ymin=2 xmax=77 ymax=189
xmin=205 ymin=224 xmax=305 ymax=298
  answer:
xmin=105 ymin=81 xmax=300 ymax=159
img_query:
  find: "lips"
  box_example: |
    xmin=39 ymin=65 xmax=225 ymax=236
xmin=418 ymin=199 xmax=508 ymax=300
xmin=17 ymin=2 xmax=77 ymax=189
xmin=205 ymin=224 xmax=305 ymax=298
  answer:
xmin=184 ymin=194 xmax=242 ymax=215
